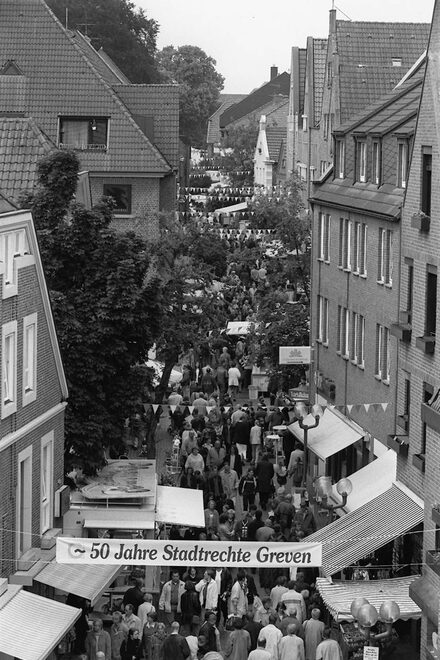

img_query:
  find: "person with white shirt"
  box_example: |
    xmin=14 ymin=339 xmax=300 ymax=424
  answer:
xmin=196 ymin=569 xmax=219 ymax=620
xmin=137 ymin=593 xmax=156 ymax=631
xmin=258 ymin=614 xmax=282 ymax=660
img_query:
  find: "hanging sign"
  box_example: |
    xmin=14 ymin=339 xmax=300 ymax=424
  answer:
xmin=279 ymin=346 xmax=311 ymax=365
xmin=57 ymin=538 xmax=322 ymax=568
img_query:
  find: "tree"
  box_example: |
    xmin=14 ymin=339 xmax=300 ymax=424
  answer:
xmin=248 ymin=176 xmax=310 ymax=301
xmin=22 ymin=151 xmax=161 ymax=472
xmin=47 ymin=0 xmax=161 ymax=83
xmin=157 ymin=45 xmax=224 ymax=146
xmin=148 ymin=215 xmax=227 ymax=399
xmin=221 ymin=121 xmax=258 ymax=186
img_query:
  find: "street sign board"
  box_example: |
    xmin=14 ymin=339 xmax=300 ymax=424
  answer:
xmin=279 ymin=346 xmax=311 ymax=365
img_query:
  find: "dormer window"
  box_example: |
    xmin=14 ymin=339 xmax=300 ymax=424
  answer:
xmin=336 ymin=139 xmax=345 ymax=179
xmin=392 ymin=58 xmax=402 ymax=67
xmin=397 ymin=140 xmax=408 ymax=189
xmin=357 ymin=140 xmax=367 ymax=182
xmin=59 ymin=116 xmax=108 ymax=150
xmin=372 ymin=140 xmax=381 ymax=185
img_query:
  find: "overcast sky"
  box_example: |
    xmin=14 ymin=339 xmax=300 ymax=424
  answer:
xmin=139 ymin=0 xmax=435 ymax=93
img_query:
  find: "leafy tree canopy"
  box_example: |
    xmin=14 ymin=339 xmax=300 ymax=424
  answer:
xmin=248 ymin=176 xmax=310 ymax=301
xmin=221 ymin=121 xmax=258 ymax=186
xmin=47 ymin=0 xmax=161 ymax=83
xmin=157 ymin=45 xmax=224 ymax=146
xmin=22 ymin=150 xmax=161 ymax=472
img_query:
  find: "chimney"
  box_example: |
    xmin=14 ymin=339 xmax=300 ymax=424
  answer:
xmin=270 ymin=65 xmax=278 ymax=80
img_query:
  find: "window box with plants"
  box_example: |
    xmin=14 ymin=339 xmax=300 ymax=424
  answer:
xmin=412 ymin=453 xmax=426 ymax=472
xmin=387 ymin=435 xmax=409 ymax=456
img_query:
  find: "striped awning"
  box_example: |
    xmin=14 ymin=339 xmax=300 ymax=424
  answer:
xmin=306 ymin=483 xmax=423 ymax=576
xmin=35 ymin=561 xmax=121 ymax=605
xmin=316 ymin=576 xmax=422 ymax=621
xmin=0 ymin=586 xmax=80 ymax=660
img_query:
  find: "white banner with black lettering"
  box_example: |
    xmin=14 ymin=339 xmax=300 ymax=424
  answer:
xmin=57 ymin=538 xmax=322 ymax=568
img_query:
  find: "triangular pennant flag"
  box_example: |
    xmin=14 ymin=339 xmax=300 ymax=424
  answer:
xmin=364 ymin=404 xmax=370 ymax=412
xmin=370 ymin=403 xmax=380 ymax=412
xmin=381 ymin=403 xmax=388 ymax=411
xmin=143 ymin=403 xmax=151 ymax=413
xmin=351 ymin=404 xmax=361 ymax=412
xmin=170 ymin=405 xmax=177 ymax=413
xmin=152 ymin=404 xmax=159 ymax=413
xmin=347 ymin=405 xmax=353 ymax=414
xmin=206 ymin=406 xmax=214 ymax=414
xmin=188 ymin=406 xmax=194 ymax=414
xmin=278 ymin=407 xmax=284 ymax=412
xmin=223 ymin=406 xmax=230 ymax=413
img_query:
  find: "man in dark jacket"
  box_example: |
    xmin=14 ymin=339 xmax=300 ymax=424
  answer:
xmin=161 ymin=622 xmax=190 ymax=660
xmin=215 ymin=567 xmax=233 ymax=626
xmin=255 ymin=454 xmax=274 ymax=510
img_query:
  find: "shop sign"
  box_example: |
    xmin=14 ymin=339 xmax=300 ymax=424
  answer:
xmin=279 ymin=346 xmax=311 ymax=365
xmin=363 ymin=647 xmax=379 ymax=659
xmin=57 ymin=538 xmax=322 ymax=567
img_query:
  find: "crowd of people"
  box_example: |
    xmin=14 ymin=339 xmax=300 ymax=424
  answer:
xmin=79 ymin=571 xmax=343 ymax=660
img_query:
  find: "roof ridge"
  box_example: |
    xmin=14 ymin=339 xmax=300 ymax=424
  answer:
xmin=337 ymin=20 xmax=430 ymax=27
xmin=40 ymin=0 xmax=171 ymax=172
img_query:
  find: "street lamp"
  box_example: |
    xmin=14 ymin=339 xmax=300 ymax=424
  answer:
xmin=294 ymin=402 xmax=323 ymax=491
xmin=351 ymin=598 xmax=400 ymax=643
xmin=315 ymin=475 xmax=353 ymax=521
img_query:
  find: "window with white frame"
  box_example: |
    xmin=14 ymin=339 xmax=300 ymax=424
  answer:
xmin=2 ymin=320 xmax=17 ymax=418
xmin=337 ymin=305 xmax=350 ymax=357
xmin=40 ymin=432 xmax=54 ymax=534
xmin=375 ymin=324 xmax=390 ymax=382
xmin=318 ymin=213 xmax=331 ymax=261
xmin=302 ymin=115 xmax=308 ymax=132
xmin=357 ymin=141 xmax=367 ymax=182
xmin=23 ymin=313 xmax=37 ymax=406
xmin=372 ymin=141 xmax=381 ymax=185
xmin=0 ymin=229 xmax=27 ymax=287
xmin=353 ymin=222 xmax=368 ymax=276
xmin=377 ymin=228 xmax=393 ymax=285
xmin=17 ymin=445 xmax=32 ymax=558
xmin=317 ymin=296 xmax=329 ymax=344
xmin=397 ymin=141 xmax=408 ymax=188
xmin=352 ymin=312 xmax=365 ymax=368
xmin=336 ymin=139 xmax=345 ymax=178
xmin=339 ymin=218 xmax=352 ymax=270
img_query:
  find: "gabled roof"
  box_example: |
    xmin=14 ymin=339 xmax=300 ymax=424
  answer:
xmin=0 ymin=117 xmax=55 ymax=202
xmin=220 ymin=72 xmax=290 ymax=127
xmin=0 ymin=0 xmax=172 ymax=174
xmin=207 ymin=94 xmax=247 ymax=144
xmin=266 ymin=126 xmax=286 ymax=161
xmin=265 ymin=99 xmax=289 ymax=126
xmin=313 ymin=39 xmax=328 ymax=126
xmin=336 ymin=21 xmax=430 ymax=122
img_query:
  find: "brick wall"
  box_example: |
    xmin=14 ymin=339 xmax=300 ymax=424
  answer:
xmin=0 ymin=255 xmax=65 ymax=578
xmin=90 ymin=176 xmax=161 ymax=240
xmin=397 ymin=8 xmax=440 ymax=657
xmin=312 ymin=205 xmax=399 ymax=445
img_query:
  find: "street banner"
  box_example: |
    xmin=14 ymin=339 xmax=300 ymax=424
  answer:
xmin=57 ymin=538 xmax=322 ymax=568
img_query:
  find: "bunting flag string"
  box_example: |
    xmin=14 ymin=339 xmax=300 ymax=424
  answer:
xmin=142 ymin=402 xmax=390 ymax=416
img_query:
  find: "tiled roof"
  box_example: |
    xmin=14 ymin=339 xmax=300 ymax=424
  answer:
xmin=220 ymin=72 xmax=290 ymax=127
xmin=311 ymin=178 xmax=403 ymax=219
xmin=266 ymin=126 xmax=286 ymax=161
xmin=114 ymin=84 xmax=180 ymax=168
xmin=98 ymin=47 xmax=130 ymax=84
xmin=0 ymin=0 xmax=172 ymax=174
xmin=206 ymin=94 xmax=247 ymax=144
xmin=336 ymin=66 xmax=424 ymax=135
xmin=0 ymin=117 xmax=54 ymax=202
xmin=336 ymin=21 xmax=430 ymax=122
xmin=70 ymin=31 xmax=128 ymax=85
xmin=265 ymin=99 xmax=289 ymax=126
xmin=313 ymin=39 xmax=328 ymax=126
